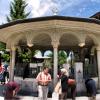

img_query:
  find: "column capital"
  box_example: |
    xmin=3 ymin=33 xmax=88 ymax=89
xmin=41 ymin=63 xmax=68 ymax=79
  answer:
xmin=52 ymin=41 xmax=59 ymax=48
xmin=11 ymin=46 xmax=16 ymax=51
xmin=27 ymin=39 xmax=33 ymax=47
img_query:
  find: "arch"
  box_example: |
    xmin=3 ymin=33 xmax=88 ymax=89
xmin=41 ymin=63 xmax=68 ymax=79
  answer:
xmin=34 ymin=50 xmax=42 ymax=58
xmin=32 ymin=33 xmax=52 ymax=46
xmin=58 ymin=50 xmax=67 ymax=56
xmin=44 ymin=50 xmax=53 ymax=57
xmin=6 ymin=33 xmax=27 ymax=49
xmin=59 ymin=33 xmax=80 ymax=47
xmin=85 ymin=34 xmax=99 ymax=45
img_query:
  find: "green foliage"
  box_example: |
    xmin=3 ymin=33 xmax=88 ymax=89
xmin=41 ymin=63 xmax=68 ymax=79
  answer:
xmin=1 ymin=53 xmax=10 ymax=62
xmin=47 ymin=51 xmax=67 ymax=66
xmin=17 ymin=49 xmax=39 ymax=63
xmin=18 ymin=51 xmax=31 ymax=62
xmin=7 ymin=0 xmax=30 ymax=22
xmin=0 ymin=42 xmax=6 ymax=51
xmin=5 ymin=0 xmax=35 ymax=63
xmin=0 ymin=42 xmax=8 ymax=62
xmin=31 ymin=50 xmax=39 ymax=57
xmin=58 ymin=51 xmax=67 ymax=66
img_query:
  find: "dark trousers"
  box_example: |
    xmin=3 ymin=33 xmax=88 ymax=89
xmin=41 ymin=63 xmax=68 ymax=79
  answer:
xmin=68 ymin=84 xmax=76 ymax=100
xmin=59 ymin=92 xmax=67 ymax=100
xmin=85 ymin=80 xmax=96 ymax=97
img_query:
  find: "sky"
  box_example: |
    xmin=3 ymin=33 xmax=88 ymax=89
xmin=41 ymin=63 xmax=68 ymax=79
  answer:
xmin=0 ymin=0 xmax=100 ymax=57
xmin=0 ymin=0 xmax=100 ymax=25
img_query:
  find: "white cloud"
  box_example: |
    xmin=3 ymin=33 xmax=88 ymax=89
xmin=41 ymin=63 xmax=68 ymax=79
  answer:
xmin=26 ymin=0 xmax=55 ymax=17
xmin=0 ymin=15 xmax=6 ymax=24
xmin=26 ymin=0 xmax=86 ymax=17
xmin=79 ymin=7 xmax=86 ymax=13
xmin=55 ymin=0 xmax=85 ymax=11
xmin=26 ymin=0 xmax=40 ymax=17
xmin=0 ymin=0 xmax=100 ymax=25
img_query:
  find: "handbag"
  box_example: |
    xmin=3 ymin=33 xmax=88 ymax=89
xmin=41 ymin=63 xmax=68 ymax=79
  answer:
xmin=68 ymin=79 xmax=75 ymax=85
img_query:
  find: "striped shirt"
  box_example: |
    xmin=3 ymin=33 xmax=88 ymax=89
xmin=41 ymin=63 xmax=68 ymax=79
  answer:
xmin=36 ymin=72 xmax=51 ymax=83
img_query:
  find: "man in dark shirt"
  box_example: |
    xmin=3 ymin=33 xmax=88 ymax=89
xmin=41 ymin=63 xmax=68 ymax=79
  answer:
xmin=85 ymin=78 xmax=96 ymax=100
xmin=3 ymin=64 xmax=9 ymax=82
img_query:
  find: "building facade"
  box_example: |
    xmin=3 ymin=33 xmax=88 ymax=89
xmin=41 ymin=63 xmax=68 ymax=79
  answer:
xmin=0 ymin=16 xmax=100 ymax=88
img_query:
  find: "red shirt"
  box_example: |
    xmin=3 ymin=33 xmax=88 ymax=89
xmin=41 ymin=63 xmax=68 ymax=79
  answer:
xmin=0 ymin=66 xmax=5 ymax=74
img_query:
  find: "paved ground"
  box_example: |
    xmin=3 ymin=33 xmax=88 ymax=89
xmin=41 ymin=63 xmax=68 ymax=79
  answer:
xmin=0 ymin=77 xmax=100 ymax=100
xmin=20 ymin=94 xmax=100 ymax=100
xmin=0 ymin=94 xmax=100 ymax=100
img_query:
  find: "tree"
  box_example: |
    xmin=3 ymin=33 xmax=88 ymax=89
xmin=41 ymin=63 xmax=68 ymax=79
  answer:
xmin=1 ymin=53 xmax=10 ymax=62
xmin=0 ymin=42 xmax=6 ymax=51
xmin=58 ymin=51 xmax=67 ymax=67
xmin=18 ymin=51 xmax=31 ymax=63
xmin=0 ymin=42 xmax=9 ymax=62
xmin=7 ymin=0 xmax=30 ymax=22
xmin=6 ymin=0 xmax=32 ymax=63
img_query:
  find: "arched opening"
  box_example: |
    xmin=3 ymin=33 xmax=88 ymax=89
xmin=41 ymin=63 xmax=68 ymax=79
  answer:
xmin=58 ymin=34 xmax=80 ymax=79
xmin=44 ymin=50 xmax=52 ymax=57
xmin=59 ymin=34 xmax=79 ymax=50
xmin=32 ymin=33 xmax=52 ymax=50
xmin=58 ymin=33 xmax=98 ymax=79
xmin=83 ymin=36 xmax=98 ymax=78
xmin=14 ymin=33 xmax=52 ymax=78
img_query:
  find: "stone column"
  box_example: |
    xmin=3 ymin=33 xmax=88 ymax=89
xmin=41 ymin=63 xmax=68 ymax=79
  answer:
xmin=9 ymin=46 xmax=16 ymax=81
xmin=96 ymin=46 xmax=100 ymax=88
xmin=52 ymin=41 xmax=59 ymax=86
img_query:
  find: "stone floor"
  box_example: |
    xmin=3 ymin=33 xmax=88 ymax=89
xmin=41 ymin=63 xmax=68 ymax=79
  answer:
xmin=0 ymin=77 xmax=100 ymax=100
xmin=0 ymin=94 xmax=100 ymax=100
xmin=20 ymin=94 xmax=100 ymax=100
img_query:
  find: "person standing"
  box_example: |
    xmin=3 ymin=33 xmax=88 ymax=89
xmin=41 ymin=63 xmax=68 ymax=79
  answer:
xmin=68 ymin=67 xmax=76 ymax=100
xmin=59 ymin=68 xmax=69 ymax=100
xmin=0 ymin=63 xmax=5 ymax=84
xmin=23 ymin=63 xmax=30 ymax=80
xmin=3 ymin=64 xmax=9 ymax=83
xmin=36 ymin=67 xmax=52 ymax=100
